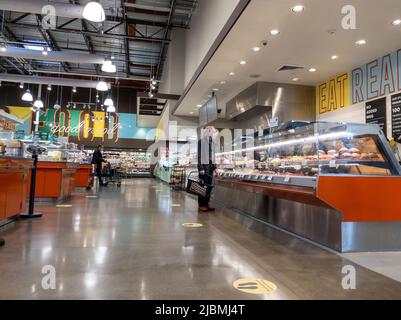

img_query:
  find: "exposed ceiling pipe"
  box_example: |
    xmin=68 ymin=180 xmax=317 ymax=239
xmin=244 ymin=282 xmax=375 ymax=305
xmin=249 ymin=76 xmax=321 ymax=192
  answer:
xmin=30 ymin=69 xmax=150 ymax=82
xmin=0 ymin=0 xmax=86 ymax=19
xmin=124 ymin=2 xmax=189 ymax=15
xmin=0 ymin=47 xmax=105 ymax=64
xmin=0 ymin=73 xmax=110 ymax=89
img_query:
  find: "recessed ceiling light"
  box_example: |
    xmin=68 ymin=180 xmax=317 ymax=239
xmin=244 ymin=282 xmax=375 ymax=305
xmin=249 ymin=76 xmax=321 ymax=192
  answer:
xmin=355 ymin=39 xmax=366 ymax=45
xmin=292 ymin=5 xmax=305 ymax=13
xmin=190 ymin=112 xmax=194 ymax=115
xmin=240 ymin=60 xmax=246 ymax=65
xmin=292 ymin=77 xmax=299 ymax=81
xmin=331 ymin=55 xmax=339 ymax=60
xmin=308 ymin=68 xmax=316 ymax=72
xmin=252 ymin=46 xmax=261 ymax=52
xmin=392 ymin=19 xmax=401 ymax=26
xmin=220 ymin=80 xmax=226 ymax=84
xmin=229 ymin=72 xmax=235 ymax=76
xmin=196 ymin=104 xmax=202 ymax=108
xmin=269 ymin=29 xmax=280 ymax=36
xmin=213 ymin=88 xmax=219 ymax=91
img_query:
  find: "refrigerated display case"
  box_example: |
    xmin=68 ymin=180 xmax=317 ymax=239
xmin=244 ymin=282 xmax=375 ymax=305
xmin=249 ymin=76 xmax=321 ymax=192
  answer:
xmin=214 ymin=122 xmax=401 ymax=252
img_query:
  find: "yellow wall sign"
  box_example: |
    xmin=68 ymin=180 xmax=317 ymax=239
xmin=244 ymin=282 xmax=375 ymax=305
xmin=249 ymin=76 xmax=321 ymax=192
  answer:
xmin=233 ymin=278 xmax=277 ymax=295
xmin=317 ymin=73 xmax=351 ymax=115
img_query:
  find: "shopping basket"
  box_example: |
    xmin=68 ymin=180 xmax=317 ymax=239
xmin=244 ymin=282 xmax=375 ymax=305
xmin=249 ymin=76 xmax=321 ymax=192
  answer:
xmin=186 ymin=171 xmax=214 ymax=198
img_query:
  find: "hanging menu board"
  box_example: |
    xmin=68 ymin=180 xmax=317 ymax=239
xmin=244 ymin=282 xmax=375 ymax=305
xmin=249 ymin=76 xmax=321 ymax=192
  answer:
xmin=391 ymin=93 xmax=401 ymax=138
xmin=366 ymin=97 xmax=387 ymax=137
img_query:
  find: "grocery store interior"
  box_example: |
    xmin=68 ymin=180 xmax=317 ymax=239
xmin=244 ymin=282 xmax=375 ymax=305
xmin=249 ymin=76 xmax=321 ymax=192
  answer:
xmin=2 ymin=0 xmax=401 ymax=300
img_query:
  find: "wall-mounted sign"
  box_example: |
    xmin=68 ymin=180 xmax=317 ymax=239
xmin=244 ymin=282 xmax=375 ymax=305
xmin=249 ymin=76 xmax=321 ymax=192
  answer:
xmin=317 ymin=48 xmax=401 ymax=116
xmin=317 ymin=73 xmax=350 ymax=114
xmin=365 ymin=97 xmax=387 ymax=136
xmin=391 ymin=93 xmax=401 ymax=138
xmin=352 ymin=50 xmax=401 ymax=105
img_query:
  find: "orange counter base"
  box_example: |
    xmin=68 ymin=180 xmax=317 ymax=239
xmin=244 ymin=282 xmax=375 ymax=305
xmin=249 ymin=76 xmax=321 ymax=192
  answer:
xmin=75 ymin=164 xmax=94 ymax=188
xmin=0 ymin=157 xmax=32 ymax=222
xmin=28 ymin=161 xmax=78 ymax=200
xmin=214 ymin=176 xmax=401 ymax=252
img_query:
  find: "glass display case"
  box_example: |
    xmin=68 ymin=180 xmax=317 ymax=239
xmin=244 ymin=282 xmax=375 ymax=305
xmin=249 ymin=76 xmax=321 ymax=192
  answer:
xmin=216 ymin=122 xmax=401 ymax=188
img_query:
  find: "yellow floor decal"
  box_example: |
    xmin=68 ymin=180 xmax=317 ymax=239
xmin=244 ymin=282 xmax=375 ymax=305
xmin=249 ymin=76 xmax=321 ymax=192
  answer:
xmin=233 ymin=278 xmax=277 ymax=294
xmin=182 ymin=223 xmax=203 ymax=228
xmin=56 ymin=204 xmax=72 ymax=208
xmin=171 ymin=204 xmax=181 ymax=207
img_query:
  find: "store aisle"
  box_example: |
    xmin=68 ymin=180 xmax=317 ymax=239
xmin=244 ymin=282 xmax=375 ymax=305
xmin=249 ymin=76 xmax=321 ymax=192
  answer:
xmin=0 ymin=179 xmax=401 ymax=299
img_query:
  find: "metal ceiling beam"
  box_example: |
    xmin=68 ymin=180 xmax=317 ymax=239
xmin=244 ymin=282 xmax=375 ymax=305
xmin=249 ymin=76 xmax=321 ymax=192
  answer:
xmin=156 ymin=0 xmax=176 ymax=80
xmin=0 ymin=15 xmax=33 ymax=74
xmin=122 ymin=2 xmax=130 ymax=77
xmin=35 ymin=15 xmax=71 ymax=72
xmin=68 ymin=0 xmax=99 ymax=74
xmin=5 ymin=21 xmax=170 ymax=43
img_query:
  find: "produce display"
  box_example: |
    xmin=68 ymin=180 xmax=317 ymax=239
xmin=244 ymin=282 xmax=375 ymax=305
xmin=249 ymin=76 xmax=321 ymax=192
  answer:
xmin=102 ymin=151 xmax=151 ymax=177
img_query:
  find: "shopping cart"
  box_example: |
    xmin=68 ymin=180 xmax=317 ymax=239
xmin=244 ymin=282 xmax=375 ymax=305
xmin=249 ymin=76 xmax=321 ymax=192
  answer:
xmin=103 ymin=166 xmax=122 ymax=187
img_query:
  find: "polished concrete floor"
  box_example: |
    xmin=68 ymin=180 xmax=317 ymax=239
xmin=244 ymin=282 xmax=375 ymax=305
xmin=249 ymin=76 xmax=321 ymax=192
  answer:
xmin=1 ymin=179 xmax=401 ymax=299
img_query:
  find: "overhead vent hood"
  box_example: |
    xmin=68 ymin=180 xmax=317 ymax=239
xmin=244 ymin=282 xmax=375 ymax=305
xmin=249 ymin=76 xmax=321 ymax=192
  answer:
xmin=225 ymin=82 xmax=315 ymax=128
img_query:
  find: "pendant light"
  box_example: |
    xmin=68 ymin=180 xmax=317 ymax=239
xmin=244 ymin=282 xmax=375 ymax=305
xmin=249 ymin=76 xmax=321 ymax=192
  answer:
xmin=96 ymin=80 xmax=108 ymax=91
xmin=22 ymin=89 xmax=33 ymax=102
xmin=33 ymin=99 xmax=44 ymax=109
xmin=101 ymin=59 xmax=116 ymax=73
xmin=106 ymin=105 xmax=116 ymax=113
xmin=104 ymin=96 xmax=114 ymax=107
xmin=83 ymin=1 xmax=105 ymax=23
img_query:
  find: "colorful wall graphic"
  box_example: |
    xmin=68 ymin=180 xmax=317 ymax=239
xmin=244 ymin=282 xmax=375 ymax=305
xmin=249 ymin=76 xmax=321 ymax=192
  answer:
xmin=4 ymin=106 xmax=155 ymax=143
xmin=317 ymin=48 xmax=401 ymax=115
xmin=6 ymin=106 xmax=32 ymax=133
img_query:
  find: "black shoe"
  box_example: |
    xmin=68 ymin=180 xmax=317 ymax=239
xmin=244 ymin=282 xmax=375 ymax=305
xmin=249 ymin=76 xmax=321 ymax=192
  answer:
xmin=0 ymin=238 xmax=5 ymax=247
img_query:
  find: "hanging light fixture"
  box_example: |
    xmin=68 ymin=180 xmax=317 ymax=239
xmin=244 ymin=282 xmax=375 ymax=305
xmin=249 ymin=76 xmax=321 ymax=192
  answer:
xmin=53 ymin=104 xmax=61 ymax=110
xmin=19 ymin=83 xmax=24 ymax=89
xmin=33 ymin=99 xmax=44 ymax=109
xmin=47 ymin=84 xmax=52 ymax=91
xmin=83 ymin=1 xmax=105 ymax=23
xmin=96 ymin=80 xmax=109 ymax=91
xmin=22 ymin=89 xmax=33 ymax=102
xmin=0 ymin=43 xmax=6 ymax=52
xmin=72 ymin=87 xmax=77 ymax=93
xmin=106 ymin=105 xmax=116 ymax=113
xmin=104 ymin=96 xmax=114 ymax=106
xmin=101 ymin=59 xmax=116 ymax=73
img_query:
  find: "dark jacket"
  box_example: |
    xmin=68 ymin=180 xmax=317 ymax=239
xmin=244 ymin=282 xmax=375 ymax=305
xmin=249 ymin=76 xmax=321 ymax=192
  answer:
xmin=91 ymin=149 xmax=105 ymax=166
xmin=197 ymin=139 xmax=216 ymax=172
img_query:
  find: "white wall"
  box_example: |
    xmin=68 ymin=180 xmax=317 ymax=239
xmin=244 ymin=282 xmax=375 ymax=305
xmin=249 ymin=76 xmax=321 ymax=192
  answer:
xmin=184 ymin=0 xmax=240 ymax=87
xmin=159 ymin=29 xmax=186 ymax=95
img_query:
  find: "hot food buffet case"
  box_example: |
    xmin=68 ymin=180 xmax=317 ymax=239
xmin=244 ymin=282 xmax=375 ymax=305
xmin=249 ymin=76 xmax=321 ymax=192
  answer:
xmin=214 ymin=122 xmax=401 ymax=252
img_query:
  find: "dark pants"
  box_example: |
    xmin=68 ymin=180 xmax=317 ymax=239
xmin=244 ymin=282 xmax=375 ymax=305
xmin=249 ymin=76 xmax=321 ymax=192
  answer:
xmin=96 ymin=164 xmax=104 ymax=185
xmin=198 ymin=168 xmax=214 ymax=207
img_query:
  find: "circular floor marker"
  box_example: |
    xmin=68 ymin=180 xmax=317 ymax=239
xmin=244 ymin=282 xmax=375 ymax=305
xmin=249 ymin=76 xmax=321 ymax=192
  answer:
xmin=56 ymin=204 xmax=72 ymax=208
xmin=182 ymin=223 xmax=203 ymax=228
xmin=233 ymin=278 xmax=277 ymax=295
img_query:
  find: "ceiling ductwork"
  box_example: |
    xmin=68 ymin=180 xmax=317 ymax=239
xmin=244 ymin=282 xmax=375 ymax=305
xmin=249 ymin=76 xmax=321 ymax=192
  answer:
xmin=0 ymin=0 xmax=86 ymax=20
xmin=0 ymin=73 xmax=110 ymax=90
xmin=0 ymin=47 xmax=106 ymax=65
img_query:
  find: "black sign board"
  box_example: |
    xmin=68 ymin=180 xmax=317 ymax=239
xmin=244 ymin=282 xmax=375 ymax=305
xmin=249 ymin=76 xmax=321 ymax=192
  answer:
xmin=365 ymin=97 xmax=387 ymax=137
xmin=391 ymin=93 xmax=401 ymax=139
